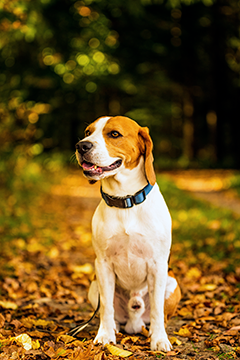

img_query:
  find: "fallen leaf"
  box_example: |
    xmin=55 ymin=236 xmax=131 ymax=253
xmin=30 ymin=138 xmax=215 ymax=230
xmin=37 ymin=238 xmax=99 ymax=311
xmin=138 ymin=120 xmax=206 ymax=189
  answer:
xmin=15 ymin=333 xmax=33 ymax=350
xmin=211 ymin=345 xmax=221 ymax=352
xmin=105 ymin=344 xmax=133 ymax=358
xmin=57 ymin=334 xmax=75 ymax=344
xmin=94 ymin=351 xmax=105 ymax=360
xmin=27 ymin=330 xmax=50 ymax=338
xmin=22 ymin=317 xmax=55 ymax=329
xmin=148 ymin=351 xmax=166 ymax=356
xmin=141 ymin=326 xmax=149 ymax=337
xmin=186 ymin=267 xmax=201 ymax=279
xmin=0 ymin=300 xmax=18 ymax=309
xmin=166 ymin=350 xmax=179 ymax=356
xmin=0 ymin=314 xmax=5 ymax=328
xmin=215 ymin=312 xmax=236 ymax=321
xmin=178 ymin=307 xmax=193 ymax=318
xmin=169 ymin=336 xmax=182 ymax=346
xmin=121 ymin=336 xmax=139 ymax=344
xmin=229 ymin=326 xmax=240 ymax=331
xmin=198 ymin=284 xmax=217 ymax=292
xmin=174 ymin=327 xmax=192 ymax=337
xmin=32 ymin=339 xmax=40 ymax=349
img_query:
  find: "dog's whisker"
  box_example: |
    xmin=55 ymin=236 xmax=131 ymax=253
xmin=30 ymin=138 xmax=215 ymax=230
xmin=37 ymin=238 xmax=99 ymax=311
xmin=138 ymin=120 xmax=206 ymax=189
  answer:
xmin=70 ymin=153 xmax=78 ymax=164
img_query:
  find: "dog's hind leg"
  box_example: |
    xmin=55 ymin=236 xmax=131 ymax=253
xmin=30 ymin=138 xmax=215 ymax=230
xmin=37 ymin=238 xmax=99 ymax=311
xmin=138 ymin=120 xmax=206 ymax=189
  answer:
xmin=164 ymin=270 xmax=181 ymax=324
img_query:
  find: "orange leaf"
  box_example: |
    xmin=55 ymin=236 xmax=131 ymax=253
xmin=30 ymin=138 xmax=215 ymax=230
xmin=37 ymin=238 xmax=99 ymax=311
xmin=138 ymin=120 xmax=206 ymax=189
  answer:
xmin=121 ymin=336 xmax=139 ymax=344
xmin=141 ymin=326 xmax=149 ymax=337
xmin=57 ymin=334 xmax=75 ymax=344
xmin=0 ymin=314 xmax=5 ymax=328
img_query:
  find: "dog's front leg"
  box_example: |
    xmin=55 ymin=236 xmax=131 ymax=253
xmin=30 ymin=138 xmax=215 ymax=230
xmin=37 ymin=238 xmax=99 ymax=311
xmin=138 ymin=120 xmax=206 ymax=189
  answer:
xmin=94 ymin=257 xmax=116 ymax=345
xmin=148 ymin=260 xmax=172 ymax=352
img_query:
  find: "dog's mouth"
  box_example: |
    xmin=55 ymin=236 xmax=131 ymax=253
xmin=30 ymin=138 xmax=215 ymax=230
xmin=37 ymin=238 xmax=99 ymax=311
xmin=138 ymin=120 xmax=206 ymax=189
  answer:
xmin=81 ymin=159 xmax=122 ymax=176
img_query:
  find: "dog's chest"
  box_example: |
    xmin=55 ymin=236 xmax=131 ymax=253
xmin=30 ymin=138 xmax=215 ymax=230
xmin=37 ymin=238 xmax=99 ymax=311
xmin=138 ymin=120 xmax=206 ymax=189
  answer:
xmin=92 ymin=189 xmax=171 ymax=290
xmin=106 ymin=232 xmax=152 ymax=290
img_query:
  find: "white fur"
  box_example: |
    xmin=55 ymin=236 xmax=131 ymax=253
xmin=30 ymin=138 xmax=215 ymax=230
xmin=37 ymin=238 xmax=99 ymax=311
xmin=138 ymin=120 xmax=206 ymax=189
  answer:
xmin=79 ymin=117 xmax=173 ymax=351
xmin=165 ymin=276 xmax=178 ymax=300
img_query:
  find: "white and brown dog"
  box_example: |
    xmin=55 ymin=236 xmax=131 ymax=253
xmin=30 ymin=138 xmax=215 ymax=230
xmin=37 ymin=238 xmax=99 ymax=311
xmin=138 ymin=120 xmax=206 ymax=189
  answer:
xmin=75 ymin=116 xmax=181 ymax=352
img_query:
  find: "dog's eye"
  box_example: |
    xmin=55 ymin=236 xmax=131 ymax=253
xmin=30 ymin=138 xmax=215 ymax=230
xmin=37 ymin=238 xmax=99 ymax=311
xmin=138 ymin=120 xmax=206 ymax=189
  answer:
xmin=109 ymin=131 xmax=122 ymax=138
xmin=85 ymin=130 xmax=91 ymax=137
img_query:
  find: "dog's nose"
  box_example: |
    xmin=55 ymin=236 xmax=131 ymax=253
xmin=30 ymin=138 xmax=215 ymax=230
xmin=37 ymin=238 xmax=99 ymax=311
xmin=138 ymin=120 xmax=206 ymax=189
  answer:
xmin=76 ymin=141 xmax=93 ymax=155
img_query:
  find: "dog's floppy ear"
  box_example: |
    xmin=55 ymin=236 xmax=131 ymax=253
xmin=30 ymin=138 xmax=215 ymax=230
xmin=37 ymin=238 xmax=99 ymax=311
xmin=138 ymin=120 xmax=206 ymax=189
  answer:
xmin=138 ymin=127 xmax=156 ymax=186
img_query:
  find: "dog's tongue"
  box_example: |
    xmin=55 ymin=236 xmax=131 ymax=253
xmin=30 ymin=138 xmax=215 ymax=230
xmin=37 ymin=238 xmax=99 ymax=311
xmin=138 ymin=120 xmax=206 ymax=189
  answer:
xmin=82 ymin=162 xmax=103 ymax=174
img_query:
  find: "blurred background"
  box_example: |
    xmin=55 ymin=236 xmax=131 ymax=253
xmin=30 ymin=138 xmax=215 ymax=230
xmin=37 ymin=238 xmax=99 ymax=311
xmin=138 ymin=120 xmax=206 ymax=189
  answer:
xmin=1 ymin=0 xmax=240 ymax=184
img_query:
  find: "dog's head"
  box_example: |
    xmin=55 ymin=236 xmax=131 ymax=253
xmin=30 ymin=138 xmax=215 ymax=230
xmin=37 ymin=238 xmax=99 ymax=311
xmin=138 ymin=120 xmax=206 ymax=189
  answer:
xmin=75 ymin=116 xmax=156 ymax=185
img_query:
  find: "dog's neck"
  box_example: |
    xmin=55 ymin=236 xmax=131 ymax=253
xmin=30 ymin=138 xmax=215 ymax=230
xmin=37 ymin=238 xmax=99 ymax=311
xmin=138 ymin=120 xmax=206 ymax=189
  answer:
xmin=101 ymin=156 xmax=148 ymax=197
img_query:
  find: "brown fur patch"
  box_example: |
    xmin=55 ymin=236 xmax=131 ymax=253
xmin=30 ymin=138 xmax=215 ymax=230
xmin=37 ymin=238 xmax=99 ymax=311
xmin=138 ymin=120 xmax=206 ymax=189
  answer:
xmin=84 ymin=120 xmax=98 ymax=137
xmin=138 ymin=127 xmax=156 ymax=186
xmin=102 ymin=116 xmax=156 ymax=184
xmin=164 ymin=270 xmax=181 ymax=324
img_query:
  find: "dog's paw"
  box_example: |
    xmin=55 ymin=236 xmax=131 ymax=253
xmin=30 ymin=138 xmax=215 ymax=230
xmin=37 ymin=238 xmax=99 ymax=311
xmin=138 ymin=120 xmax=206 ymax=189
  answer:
xmin=150 ymin=336 xmax=172 ymax=352
xmin=94 ymin=329 xmax=116 ymax=345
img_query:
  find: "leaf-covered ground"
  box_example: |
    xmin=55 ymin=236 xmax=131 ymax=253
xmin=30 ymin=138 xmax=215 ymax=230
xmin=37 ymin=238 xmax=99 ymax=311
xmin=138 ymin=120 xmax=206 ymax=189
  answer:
xmin=0 ymin=163 xmax=240 ymax=359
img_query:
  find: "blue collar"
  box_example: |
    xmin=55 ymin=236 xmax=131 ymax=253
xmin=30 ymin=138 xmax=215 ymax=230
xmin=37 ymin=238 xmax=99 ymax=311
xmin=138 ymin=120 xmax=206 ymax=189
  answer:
xmin=100 ymin=182 xmax=153 ymax=209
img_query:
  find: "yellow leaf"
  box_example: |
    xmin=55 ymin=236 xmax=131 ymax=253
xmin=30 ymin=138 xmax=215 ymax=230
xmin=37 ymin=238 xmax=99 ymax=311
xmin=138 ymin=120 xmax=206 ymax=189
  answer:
xmin=0 ymin=300 xmax=18 ymax=310
xmin=178 ymin=307 xmax=192 ymax=318
xmin=105 ymin=344 xmax=133 ymax=358
xmin=15 ymin=333 xmax=32 ymax=350
xmin=32 ymin=339 xmax=40 ymax=349
xmin=174 ymin=327 xmax=192 ymax=337
xmin=198 ymin=283 xmax=217 ymax=292
xmin=22 ymin=317 xmax=54 ymax=328
xmin=72 ymin=263 xmax=93 ymax=275
xmin=169 ymin=336 xmax=182 ymax=346
xmin=186 ymin=267 xmax=201 ymax=280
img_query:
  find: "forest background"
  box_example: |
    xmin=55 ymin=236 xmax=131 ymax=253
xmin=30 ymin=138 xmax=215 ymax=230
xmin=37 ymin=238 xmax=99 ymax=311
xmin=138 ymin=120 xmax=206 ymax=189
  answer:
xmin=1 ymin=0 xmax=240 ymax=177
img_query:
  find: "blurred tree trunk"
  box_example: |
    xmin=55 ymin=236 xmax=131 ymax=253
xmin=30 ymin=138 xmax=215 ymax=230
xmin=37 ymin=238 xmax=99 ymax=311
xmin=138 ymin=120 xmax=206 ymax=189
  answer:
xmin=182 ymin=91 xmax=194 ymax=160
xmin=231 ymin=88 xmax=240 ymax=168
xmin=210 ymin=1 xmax=230 ymax=165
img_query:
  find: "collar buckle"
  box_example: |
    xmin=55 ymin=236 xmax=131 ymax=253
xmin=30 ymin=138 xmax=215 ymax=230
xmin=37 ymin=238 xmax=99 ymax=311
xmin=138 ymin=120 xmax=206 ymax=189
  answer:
xmin=123 ymin=197 xmax=134 ymax=208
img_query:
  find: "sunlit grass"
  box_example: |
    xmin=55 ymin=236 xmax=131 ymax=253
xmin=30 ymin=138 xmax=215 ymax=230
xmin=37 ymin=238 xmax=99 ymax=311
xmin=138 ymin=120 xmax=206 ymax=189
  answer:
xmin=158 ymin=175 xmax=240 ymax=270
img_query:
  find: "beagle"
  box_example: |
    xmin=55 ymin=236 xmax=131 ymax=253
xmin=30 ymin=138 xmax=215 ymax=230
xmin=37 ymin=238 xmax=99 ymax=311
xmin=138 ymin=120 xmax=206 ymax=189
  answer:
xmin=75 ymin=116 xmax=181 ymax=352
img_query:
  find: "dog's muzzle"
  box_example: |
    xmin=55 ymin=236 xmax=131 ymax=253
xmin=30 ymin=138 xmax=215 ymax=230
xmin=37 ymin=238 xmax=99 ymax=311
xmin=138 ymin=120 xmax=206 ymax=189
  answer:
xmin=76 ymin=141 xmax=93 ymax=155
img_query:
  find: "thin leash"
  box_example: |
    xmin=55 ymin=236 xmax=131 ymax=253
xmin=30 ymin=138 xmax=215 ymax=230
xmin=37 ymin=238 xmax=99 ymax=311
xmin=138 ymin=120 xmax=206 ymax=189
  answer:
xmin=67 ymin=295 xmax=100 ymax=337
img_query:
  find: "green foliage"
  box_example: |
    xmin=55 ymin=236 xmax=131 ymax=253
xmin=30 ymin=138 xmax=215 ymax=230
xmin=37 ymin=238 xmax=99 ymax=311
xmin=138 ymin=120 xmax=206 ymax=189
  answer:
xmin=228 ymin=174 xmax=240 ymax=196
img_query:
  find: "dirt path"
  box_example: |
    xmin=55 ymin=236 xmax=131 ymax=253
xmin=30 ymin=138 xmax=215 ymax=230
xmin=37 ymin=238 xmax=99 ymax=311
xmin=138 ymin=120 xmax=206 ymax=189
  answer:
xmin=163 ymin=169 xmax=240 ymax=215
